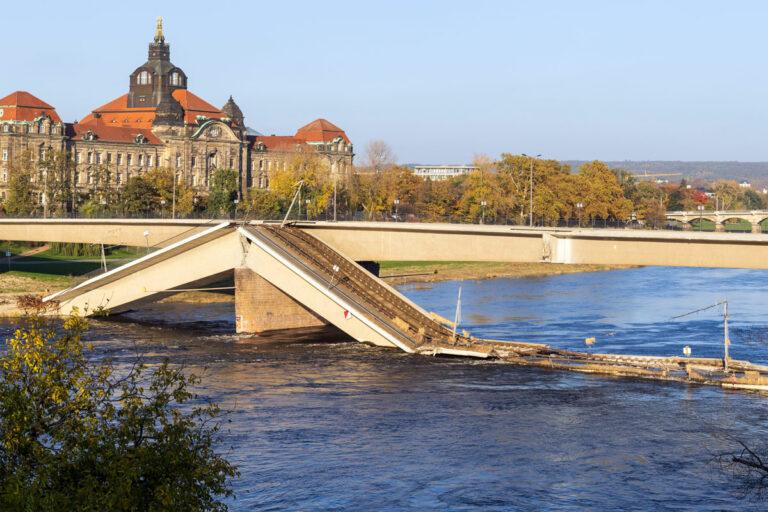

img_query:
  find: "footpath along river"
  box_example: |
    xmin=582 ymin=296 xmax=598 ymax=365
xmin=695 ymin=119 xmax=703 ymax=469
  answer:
xmin=2 ymin=266 xmax=768 ymax=510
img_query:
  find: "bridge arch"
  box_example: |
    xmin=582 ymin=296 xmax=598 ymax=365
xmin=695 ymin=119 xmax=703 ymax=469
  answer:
xmin=720 ymin=217 xmax=753 ymax=233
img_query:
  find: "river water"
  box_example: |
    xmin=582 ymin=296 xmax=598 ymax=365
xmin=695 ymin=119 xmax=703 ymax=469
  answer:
xmin=3 ymin=266 xmax=768 ymax=510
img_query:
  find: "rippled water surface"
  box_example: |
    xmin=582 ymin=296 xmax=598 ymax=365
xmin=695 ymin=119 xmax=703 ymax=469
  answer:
xmin=3 ymin=266 xmax=768 ymax=511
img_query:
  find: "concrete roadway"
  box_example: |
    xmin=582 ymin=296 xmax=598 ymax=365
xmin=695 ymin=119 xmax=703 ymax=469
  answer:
xmin=2 ymin=218 xmax=768 ymax=270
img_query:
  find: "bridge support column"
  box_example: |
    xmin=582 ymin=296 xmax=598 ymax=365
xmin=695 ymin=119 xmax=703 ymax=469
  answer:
xmin=752 ymin=223 xmax=762 ymax=234
xmin=715 ymin=223 xmax=725 ymax=232
xmin=682 ymin=223 xmax=692 ymax=231
xmin=234 ymin=267 xmax=327 ymax=333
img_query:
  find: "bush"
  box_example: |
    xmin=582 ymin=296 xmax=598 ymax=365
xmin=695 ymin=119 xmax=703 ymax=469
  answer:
xmin=0 ymin=302 xmax=238 ymax=511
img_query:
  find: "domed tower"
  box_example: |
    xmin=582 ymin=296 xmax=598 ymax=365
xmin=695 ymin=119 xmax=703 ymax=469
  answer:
xmin=127 ymin=17 xmax=188 ymax=108
xmin=221 ymin=95 xmax=244 ymax=129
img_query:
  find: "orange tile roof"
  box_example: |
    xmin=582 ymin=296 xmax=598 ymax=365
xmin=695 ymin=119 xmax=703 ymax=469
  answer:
xmin=295 ymin=118 xmax=350 ymax=143
xmin=79 ymin=90 xmax=226 ymax=129
xmin=70 ymin=119 xmax=160 ymax=145
xmin=0 ymin=91 xmax=62 ymax=123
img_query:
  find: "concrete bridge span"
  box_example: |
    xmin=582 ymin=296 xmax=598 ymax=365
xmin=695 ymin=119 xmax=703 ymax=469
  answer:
xmin=3 ymin=218 xmax=768 ymax=269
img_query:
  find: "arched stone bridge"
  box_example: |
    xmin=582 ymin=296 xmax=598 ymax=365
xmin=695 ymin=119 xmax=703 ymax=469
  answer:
xmin=666 ymin=210 xmax=768 ymax=232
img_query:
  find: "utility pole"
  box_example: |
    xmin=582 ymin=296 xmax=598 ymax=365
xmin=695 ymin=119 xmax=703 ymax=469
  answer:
xmin=522 ymin=153 xmax=541 ymax=227
xmin=333 ymin=177 xmax=337 ymax=222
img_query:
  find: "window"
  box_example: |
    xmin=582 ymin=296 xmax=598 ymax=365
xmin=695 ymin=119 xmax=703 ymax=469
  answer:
xmin=87 ymin=152 xmax=94 ymax=164
xmin=171 ymin=72 xmax=181 ymax=86
xmin=191 ymin=156 xmax=196 ymax=168
xmin=127 ymin=154 xmax=132 ymax=166
xmin=138 ymin=154 xmax=144 ymax=166
xmin=96 ymin=153 xmax=102 ymax=164
xmin=117 ymin=153 xmax=122 ymax=165
xmin=137 ymin=71 xmax=151 ymax=85
xmin=116 ymin=172 xmax=122 ymax=185
xmin=75 ymin=152 xmax=81 ymax=164
xmin=229 ymin=158 xmax=234 ymax=168
xmin=38 ymin=124 xmax=45 ymax=134
xmin=2 ymin=125 xmax=8 ymax=133
xmin=1 ymin=149 xmax=7 ymax=162
xmin=176 ymin=155 xmax=182 ymax=168
xmin=148 ymin=155 xmax=153 ymax=167
xmin=107 ymin=153 xmax=112 ymax=164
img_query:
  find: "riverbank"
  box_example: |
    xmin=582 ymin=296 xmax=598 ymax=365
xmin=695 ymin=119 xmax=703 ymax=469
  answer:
xmin=0 ymin=261 xmax=634 ymax=317
xmin=379 ymin=261 xmax=635 ymax=285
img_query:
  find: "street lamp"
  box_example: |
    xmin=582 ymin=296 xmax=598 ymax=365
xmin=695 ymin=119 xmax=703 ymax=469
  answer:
xmin=522 ymin=153 xmax=541 ymax=227
xmin=576 ymin=202 xmax=584 ymax=228
xmin=233 ymin=198 xmax=239 ymax=221
xmin=394 ymin=198 xmax=400 ymax=221
xmin=305 ymin=198 xmax=310 ymax=221
xmin=160 ymin=199 xmax=166 ymax=219
xmin=143 ymin=230 xmax=150 ymax=254
xmin=697 ymin=204 xmax=705 ymax=231
xmin=480 ymin=200 xmax=487 ymax=224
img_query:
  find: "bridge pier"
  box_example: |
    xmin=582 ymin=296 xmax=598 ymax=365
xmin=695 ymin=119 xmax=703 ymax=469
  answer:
xmin=752 ymin=223 xmax=762 ymax=234
xmin=234 ymin=267 xmax=327 ymax=333
xmin=715 ymin=223 xmax=725 ymax=232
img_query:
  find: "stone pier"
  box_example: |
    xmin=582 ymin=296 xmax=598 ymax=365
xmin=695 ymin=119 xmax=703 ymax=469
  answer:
xmin=234 ymin=267 xmax=327 ymax=333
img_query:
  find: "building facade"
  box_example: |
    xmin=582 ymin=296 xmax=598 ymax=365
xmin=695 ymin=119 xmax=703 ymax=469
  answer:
xmin=410 ymin=164 xmax=478 ymax=181
xmin=0 ymin=18 xmax=353 ymax=203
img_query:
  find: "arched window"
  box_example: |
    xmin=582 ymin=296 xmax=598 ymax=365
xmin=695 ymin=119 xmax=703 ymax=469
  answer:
xmin=171 ymin=72 xmax=181 ymax=86
xmin=137 ymin=71 xmax=151 ymax=85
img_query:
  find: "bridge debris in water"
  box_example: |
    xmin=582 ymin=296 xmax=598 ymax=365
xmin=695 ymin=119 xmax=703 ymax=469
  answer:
xmin=255 ymin=225 xmax=768 ymax=393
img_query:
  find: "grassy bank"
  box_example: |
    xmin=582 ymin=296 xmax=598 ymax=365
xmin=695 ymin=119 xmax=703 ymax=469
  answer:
xmin=378 ymin=261 xmax=635 ymax=284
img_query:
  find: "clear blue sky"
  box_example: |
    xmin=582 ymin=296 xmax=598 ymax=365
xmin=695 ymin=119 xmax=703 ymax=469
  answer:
xmin=2 ymin=1 xmax=766 ymax=163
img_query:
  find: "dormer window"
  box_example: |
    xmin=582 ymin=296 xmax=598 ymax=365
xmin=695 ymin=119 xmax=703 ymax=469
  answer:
xmin=134 ymin=134 xmax=147 ymax=144
xmin=137 ymin=71 xmax=151 ymax=85
xmin=171 ymin=72 xmax=182 ymax=86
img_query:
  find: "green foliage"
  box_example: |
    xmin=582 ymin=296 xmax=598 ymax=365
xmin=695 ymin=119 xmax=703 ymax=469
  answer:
xmin=48 ymin=242 xmax=102 ymax=258
xmin=207 ymin=169 xmax=239 ymax=217
xmin=121 ymin=176 xmax=158 ymax=216
xmin=241 ymin=189 xmax=282 ymax=219
xmin=3 ymin=150 xmax=37 ymax=216
xmin=0 ymin=308 xmax=238 ymax=511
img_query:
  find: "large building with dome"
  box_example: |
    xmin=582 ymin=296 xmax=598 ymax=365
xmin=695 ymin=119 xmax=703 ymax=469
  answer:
xmin=0 ymin=18 xmax=353 ymax=202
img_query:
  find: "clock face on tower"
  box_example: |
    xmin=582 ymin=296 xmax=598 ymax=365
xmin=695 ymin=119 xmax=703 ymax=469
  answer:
xmin=209 ymin=126 xmax=221 ymax=138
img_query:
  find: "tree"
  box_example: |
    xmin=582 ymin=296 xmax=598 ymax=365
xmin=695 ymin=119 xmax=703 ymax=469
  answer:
xmin=121 ymin=176 xmax=158 ymax=217
xmin=577 ymin=161 xmax=633 ymax=224
xmin=240 ymin=189 xmax=281 ymax=220
xmin=364 ymin=140 xmax=395 ymax=173
xmin=206 ymin=169 xmax=239 ymax=217
xmin=0 ymin=302 xmax=238 ymax=510
xmin=3 ymin=149 xmax=37 ymax=216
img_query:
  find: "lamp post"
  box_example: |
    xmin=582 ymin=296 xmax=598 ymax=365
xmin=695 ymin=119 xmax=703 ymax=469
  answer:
xmin=233 ymin=198 xmax=239 ymax=221
xmin=172 ymin=170 xmax=177 ymax=219
xmin=576 ymin=202 xmax=584 ymax=228
xmin=480 ymin=200 xmax=487 ymax=224
xmin=697 ymin=204 xmax=705 ymax=231
xmin=160 ymin=199 xmax=166 ymax=219
xmin=522 ymin=153 xmax=541 ymax=226
xmin=394 ymin=198 xmax=400 ymax=222
xmin=305 ymin=198 xmax=310 ymax=221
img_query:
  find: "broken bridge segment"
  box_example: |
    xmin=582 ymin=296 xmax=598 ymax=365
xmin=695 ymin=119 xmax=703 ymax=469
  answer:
xmin=237 ymin=225 xmax=489 ymax=355
xmin=45 ymin=222 xmax=240 ymax=315
xmin=43 ymin=221 xmax=488 ymax=356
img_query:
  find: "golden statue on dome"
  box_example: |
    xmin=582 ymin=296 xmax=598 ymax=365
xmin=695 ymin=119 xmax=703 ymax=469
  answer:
xmin=154 ymin=16 xmax=164 ymax=43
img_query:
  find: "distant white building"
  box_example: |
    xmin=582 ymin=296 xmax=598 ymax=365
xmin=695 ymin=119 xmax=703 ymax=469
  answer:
xmin=410 ymin=164 xmax=478 ymax=181
xmin=739 ymin=180 xmax=752 ymax=188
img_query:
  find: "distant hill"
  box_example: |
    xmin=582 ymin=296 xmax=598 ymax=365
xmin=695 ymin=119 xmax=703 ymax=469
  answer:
xmin=563 ymin=161 xmax=768 ymax=185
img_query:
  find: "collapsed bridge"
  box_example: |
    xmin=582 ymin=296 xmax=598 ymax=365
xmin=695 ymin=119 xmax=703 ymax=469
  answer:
xmin=42 ymin=221 xmax=768 ymax=392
